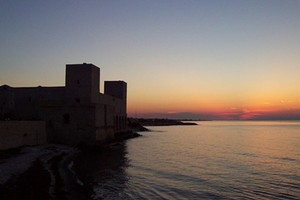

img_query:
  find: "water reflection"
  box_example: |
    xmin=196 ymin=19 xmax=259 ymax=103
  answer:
xmin=73 ymin=143 xmax=130 ymax=199
xmin=74 ymin=121 xmax=300 ymax=199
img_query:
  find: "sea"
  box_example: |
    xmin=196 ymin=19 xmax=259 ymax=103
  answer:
xmin=77 ymin=121 xmax=300 ymax=200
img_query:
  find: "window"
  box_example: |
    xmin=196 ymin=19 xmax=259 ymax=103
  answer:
xmin=63 ymin=113 xmax=70 ymax=124
xmin=49 ymin=120 xmax=53 ymax=128
xmin=104 ymin=105 xmax=107 ymax=128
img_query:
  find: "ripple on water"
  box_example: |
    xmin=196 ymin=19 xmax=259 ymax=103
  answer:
xmin=91 ymin=121 xmax=300 ymax=199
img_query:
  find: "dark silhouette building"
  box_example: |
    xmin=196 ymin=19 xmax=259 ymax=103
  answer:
xmin=0 ymin=63 xmax=127 ymax=146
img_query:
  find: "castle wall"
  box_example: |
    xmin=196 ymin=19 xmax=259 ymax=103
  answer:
xmin=95 ymin=104 xmax=115 ymax=142
xmin=0 ymin=85 xmax=14 ymax=120
xmin=42 ymin=104 xmax=96 ymax=145
xmin=7 ymin=86 xmax=65 ymax=120
xmin=0 ymin=63 xmax=128 ymax=146
xmin=0 ymin=121 xmax=46 ymax=150
xmin=99 ymin=93 xmax=127 ymax=132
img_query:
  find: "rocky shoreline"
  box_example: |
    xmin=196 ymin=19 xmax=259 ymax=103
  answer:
xmin=0 ymin=119 xmax=198 ymax=199
xmin=0 ymin=144 xmax=82 ymax=200
xmin=0 ymin=129 xmax=144 ymax=200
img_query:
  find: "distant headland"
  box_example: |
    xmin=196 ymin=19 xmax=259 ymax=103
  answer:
xmin=130 ymin=118 xmax=198 ymax=126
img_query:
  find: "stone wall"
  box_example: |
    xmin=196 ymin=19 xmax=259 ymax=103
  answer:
xmin=0 ymin=121 xmax=47 ymax=150
xmin=12 ymin=87 xmax=65 ymax=120
xmin=42 ymin=104 xmax=97 ymax=145
xmin=95 ymin=104 xmax=115 ymax=143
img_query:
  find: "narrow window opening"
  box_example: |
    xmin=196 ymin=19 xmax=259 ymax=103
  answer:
xmin=63 ymin=113 xmax=70 ymax=124
xmin=49 ymin=120 xmax=53 ymax=128
xmin=104 ymin=105 xmax=107 ymax=128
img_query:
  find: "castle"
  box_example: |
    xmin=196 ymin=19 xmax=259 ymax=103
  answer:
xmin=0 ymin=63 xmax=127 ymax=147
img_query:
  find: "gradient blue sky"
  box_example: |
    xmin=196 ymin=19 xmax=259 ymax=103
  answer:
xmin=1 ymin=0 xmax=300 ymax=119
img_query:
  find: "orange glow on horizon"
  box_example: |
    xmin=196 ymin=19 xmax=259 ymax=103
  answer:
xmin=128 ymin=93 xmax=300 ymax=120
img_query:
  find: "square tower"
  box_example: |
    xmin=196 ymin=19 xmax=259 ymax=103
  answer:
xmin=104 ymin=81 xmax=127 ymax=113
xmin=66 ymin=63 xmax=100 ymax=104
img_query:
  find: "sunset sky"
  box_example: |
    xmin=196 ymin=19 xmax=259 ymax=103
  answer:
xmin=1 ymin=0 xmax=300 ymax=120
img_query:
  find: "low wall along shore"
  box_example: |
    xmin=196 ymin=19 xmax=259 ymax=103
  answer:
xmin=0 ymin=121 xmax=47 ymax=150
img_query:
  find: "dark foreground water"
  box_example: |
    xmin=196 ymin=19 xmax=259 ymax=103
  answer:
xmin=79 ymin=121 xmax=300 ymax=199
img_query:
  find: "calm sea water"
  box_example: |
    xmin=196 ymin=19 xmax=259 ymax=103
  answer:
xmin=89 ymin=121 xmax=300 ymax=199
